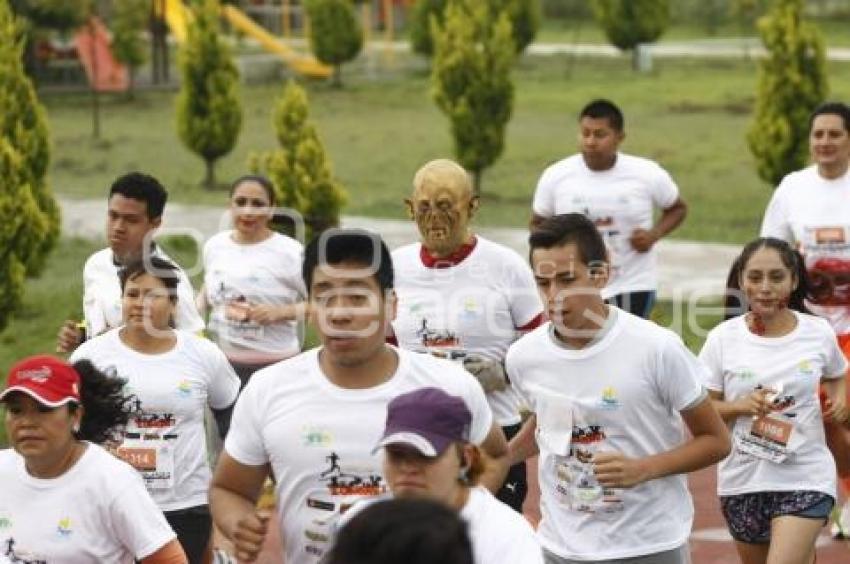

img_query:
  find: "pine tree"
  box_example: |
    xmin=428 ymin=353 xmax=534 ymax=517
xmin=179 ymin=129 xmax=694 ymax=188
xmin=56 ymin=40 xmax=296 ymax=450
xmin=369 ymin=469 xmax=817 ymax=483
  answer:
xmin=410 ymin=0 xmax=447 ymax=58
xmin=747 ymin=0 xmax=827 ymax=186
xmin=252 ymin=81 xmax=347 ymax=239
xmin=0 ymin=1 xmax=58 ymax=276
xmin=111 ymin=0 xmax=148 ymax=95
xmin=590 ymin=0 xmax=670 ymax=70
xmin=498 ymin=0 xmax=541 ymax=54
xmin=304 ymin=0 xmax=363 ymax=87
xmin=431 ymin=0 xmax=515 ymax=196
xmin=176 ymin=0 xmax=242 ymax=188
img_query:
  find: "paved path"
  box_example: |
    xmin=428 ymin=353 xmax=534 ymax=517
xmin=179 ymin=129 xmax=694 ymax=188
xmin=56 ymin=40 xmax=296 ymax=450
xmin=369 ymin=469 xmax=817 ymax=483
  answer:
xmin=60 ymin=197 xmax=739 ymax=301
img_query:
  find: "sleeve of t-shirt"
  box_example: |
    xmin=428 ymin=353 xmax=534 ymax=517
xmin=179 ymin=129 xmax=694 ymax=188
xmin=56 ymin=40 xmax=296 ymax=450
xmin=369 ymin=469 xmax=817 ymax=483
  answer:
xmin=697 ymin=328 xmax=725 ymax=393
xmin=506 ymin=256 xmax=544 ymax=329
xmin=175 ymin=270 xmax=205 ymax=333
xmin=650 ymin=164 xmax=680 ymax=210
xmin=821 ymin=322 xmax=849 ymax=379
xmin=109 ymin=471 xmax=177 ymax=558
xmin=199 ymin=337 xmax=241 ymax=409
xmin=532 ymin=167 xmax=557 ymax=217
xmin=224 ymin=372 xmax=271 ymax=466
xmin=655 ymin=333 xmax=708 ymax=412
xmin=760 ymin=186 xmax=793 ymax=242
xmin=82 ymin=258 xmax=107 ymax=337
xmin=505 ymin=341 xmax=535 ymax=413
xmin=446 ymin=361 xmax=494 ymax=445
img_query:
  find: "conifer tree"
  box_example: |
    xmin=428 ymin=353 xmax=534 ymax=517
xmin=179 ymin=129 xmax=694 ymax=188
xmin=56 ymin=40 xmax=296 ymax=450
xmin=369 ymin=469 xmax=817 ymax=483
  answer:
xmin=410 ymin=0 xmax=447 ymax=58
xmin=591 ymin=0 xmax=670 ymax=70
xmin=431 ymin=0 xmax=515 ymax=196
xmin=0 ymin=1 xmax=58 ymax=276
xmin=252 ymin=81 xmax=346 ymax=238
xmin=111 ymin=0 xmax=148 ymax=95
xmin=747 ymin=0 xmax=827 ymax=186
xmin=176 ymin=0 xmax=242 ymax=188
xmin=304 ymin=0 xmax=363 ymax=87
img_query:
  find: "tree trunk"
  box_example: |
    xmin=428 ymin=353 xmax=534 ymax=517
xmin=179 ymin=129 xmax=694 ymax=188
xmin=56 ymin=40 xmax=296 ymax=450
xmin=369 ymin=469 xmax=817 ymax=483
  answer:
xmin=204 ymin=157 xmax=216 ymax=189
xmin=332 ymin=64 xmax=343 ymax=88
xmin=472 ymin=168 xmax=482 ymax=198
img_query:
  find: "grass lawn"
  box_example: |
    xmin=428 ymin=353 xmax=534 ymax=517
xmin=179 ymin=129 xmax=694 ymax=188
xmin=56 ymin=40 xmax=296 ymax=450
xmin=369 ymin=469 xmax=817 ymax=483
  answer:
xmin=43 ymin=54 xmax=850 ymax=244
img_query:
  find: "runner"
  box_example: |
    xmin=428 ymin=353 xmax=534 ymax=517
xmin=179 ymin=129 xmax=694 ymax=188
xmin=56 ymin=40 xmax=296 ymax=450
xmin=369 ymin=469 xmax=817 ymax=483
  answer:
xmin=57 ymin=172 xmax=203 ymax=352
xmin=760 ymin=101 xmax=850 ymax=535
xmin=392 ymin=159 xmax=544 ymax=511
xmin=0 ymin=355 xmax=187 ymax=563
xmin=506 ymin=213 xmax=729 ymax=563
xmin=199 ymin=174 xmax=306 ymax=385
xmin=699 ymin=237 xmax=848 ymax=564
xmin=531 ymin=99 xmax=687 ymax=318
xmin=340 ymin=387 xmax=544 ymax=564
xmin=209 ymin=229 xmax=508 ymax=564
xmin=70 ymin=257 xmax=240 ymax=563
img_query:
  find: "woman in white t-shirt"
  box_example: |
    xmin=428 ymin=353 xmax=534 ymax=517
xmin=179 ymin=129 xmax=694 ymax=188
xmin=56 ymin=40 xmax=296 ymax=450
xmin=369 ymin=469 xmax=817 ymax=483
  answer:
xmin=699 ymin=237 xmax=849 ymax=564
xmin=70 ymin=257 xmax=241 ymax=563
xmin=337 ymin=387 xmax=543 ymax=564
xmin=199 ymin=175 xmax=306 ymax=385
xmin=0 ymin=354 xmax=186 ymax=563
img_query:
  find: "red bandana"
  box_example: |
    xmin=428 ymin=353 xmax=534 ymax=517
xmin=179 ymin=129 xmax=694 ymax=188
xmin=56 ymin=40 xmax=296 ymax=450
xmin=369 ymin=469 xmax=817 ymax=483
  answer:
xmin=419 ymin=236 xmax=478 ymax=268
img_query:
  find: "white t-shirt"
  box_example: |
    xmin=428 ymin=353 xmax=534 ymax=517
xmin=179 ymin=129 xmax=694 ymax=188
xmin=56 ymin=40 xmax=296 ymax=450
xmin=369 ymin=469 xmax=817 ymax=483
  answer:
xmin=392 ymin=237 xmax=543 ymax=426
xmin=761 ymin=166 xmax=850 ymax=335
xmin=203 ymin=231 xmax=305 ymax=361
xmin=533 ymin=153 xmax=680 ymax=297
xmin=506 ymin=310 xmax=706 ymax=561
xmin=0 ymin=443 xmax=176 ymax=563
xmin=82 ymin=247 xmax=204 ymax=337
xmin=71 ymin=329 xmax=240 ymax=512
xmin=699 ymin=312 xmax=847 ymax=498
xmin=224 ymin=346 xmax=494 ymax=564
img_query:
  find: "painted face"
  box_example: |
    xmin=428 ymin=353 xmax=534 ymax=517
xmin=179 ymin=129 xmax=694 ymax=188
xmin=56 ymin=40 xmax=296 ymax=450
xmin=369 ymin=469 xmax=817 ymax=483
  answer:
xmin=4 ymin=393 xmax=80 ymax=465
xmin=122 ymin=272 xmax=176 ymax=333
xmin=107 ymin=194 xmax=160 ymax=262
xmin=383 ymin=443 xmax=464 ymax=505
xmin=230 ymin=180 xmax=273 ymax=239
xmin=532 ymin=243 xmax=608 ymax=338
xmin=810 ymin=113 xmax=850 ymax=172
xmin=578 ymin=116 xmax=623 ymax=171
xmin=407 ymin=180 xmax=477 ymax=257
xmin=740 ymin=246 xmax=796 ymax=318
xmin=309 ymin=261 xmax=395 ymax=367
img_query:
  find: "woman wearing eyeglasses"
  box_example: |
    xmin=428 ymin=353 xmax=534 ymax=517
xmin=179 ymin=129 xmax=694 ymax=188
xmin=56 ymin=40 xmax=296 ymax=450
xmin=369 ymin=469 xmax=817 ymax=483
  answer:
xmin=198 ymin=175 xmax=307 ymax=385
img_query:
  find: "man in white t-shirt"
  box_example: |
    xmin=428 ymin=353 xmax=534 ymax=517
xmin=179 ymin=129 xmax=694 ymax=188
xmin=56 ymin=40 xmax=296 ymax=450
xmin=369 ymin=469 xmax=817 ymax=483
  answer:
xmin=760 ymin=100 xmax=850 ymax=537
xmin=210 ymin=229 xmax=509 ymax=564
xmin=506 ymin=214 xmax=729 ymax=563
xmin=56 ymin=172 xmax=204 ymax=352
xmin=393 ymin=159 xmax=544 ymax=511
xmin=531 ymin=99 xmax=688 ymax=318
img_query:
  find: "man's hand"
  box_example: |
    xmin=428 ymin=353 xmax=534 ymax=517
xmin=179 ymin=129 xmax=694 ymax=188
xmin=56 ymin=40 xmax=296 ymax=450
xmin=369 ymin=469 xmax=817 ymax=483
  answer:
xmin=592 ymin=452 xmax=652 ymax=488
xmin=735 ymin=387 xmax=776 ymax=418
xmin=463 ymin=356 xmax=508 ymax=393
xmin=56 ymin=320 xmax=83 ymax=353
xmin=232 ymin=509 xmax=271 ymax=563
xmin=629 ymin=228 xmax=658 ymax=253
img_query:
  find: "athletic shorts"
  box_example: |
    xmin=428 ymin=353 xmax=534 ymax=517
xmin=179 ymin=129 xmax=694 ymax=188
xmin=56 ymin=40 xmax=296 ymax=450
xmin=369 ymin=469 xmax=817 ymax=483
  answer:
xmin=543 ymin=544 xmax=690 ymax=564
xmin=720 ymin=491 xmax=834 ymax=544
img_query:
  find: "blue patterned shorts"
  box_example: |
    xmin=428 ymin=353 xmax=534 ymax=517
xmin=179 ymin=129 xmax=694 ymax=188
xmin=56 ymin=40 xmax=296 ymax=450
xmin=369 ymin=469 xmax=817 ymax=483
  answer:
xmin=720 ymin=491 xmax=834 ymax=544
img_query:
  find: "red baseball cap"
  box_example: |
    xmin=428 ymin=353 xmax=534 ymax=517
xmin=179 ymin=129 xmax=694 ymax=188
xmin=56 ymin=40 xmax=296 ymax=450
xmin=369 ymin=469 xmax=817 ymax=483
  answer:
xmin=1 ymin=355 xmax=81 ymax=407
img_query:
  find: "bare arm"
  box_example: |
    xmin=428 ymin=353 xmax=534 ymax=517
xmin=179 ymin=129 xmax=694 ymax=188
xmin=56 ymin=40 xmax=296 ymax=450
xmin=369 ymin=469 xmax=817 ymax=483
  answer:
xmin=707 ymin=388 xmax=775 ymax=423
xmin=248 ymin=301 xmax=309 ymax=325
xmin=822 ymin=375 xmax=849 ymax=424
xmin=630 ymin=197 xmax=688 ymax=252
xmin=209 ymin=452 xmax=272 ymax=563
xmin=594 ymin=397 xmax=730 ymax=487
xmin=508 ymin=415 xmax=539 ymax=465
xmin=477 ymin=422 xmax=510 ymax=493
xmin=140 ymin=540 xmax=188 ymax=564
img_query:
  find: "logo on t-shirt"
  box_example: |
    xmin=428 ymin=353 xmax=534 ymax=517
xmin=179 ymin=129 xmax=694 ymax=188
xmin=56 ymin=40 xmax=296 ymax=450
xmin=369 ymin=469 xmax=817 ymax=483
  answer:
xmin=56 ymin=517 xmax=72 ymax=538
xmin=176 ymin=379 xmax=192 ymax=398
xmin=796 ymin=360 xmax=814 ymax=377
xmin=3 ymin=538 xmax=47 ymax=564
xmin=302 ymin=426 xmax=333 ymax=447
xmin=319 ymin=452 xmax=385 ymax=497
xmin=0 ymin=516 xmax=10 ymax=531
xmin=598 ymin=387 xmax=620 ymax=410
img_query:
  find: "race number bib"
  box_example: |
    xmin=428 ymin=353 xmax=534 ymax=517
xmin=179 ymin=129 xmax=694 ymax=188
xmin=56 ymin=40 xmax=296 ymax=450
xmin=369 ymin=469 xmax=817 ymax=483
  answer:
xmin=118 ymin=440 xmax=176 ymax=490
xmin=735 ymin=415 xmax=798 ymax=463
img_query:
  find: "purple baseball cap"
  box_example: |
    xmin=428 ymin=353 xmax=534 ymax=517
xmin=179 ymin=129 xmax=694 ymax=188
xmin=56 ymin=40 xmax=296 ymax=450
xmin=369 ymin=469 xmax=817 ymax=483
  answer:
xmin=374 ymin=387 xmax=472 ymax=457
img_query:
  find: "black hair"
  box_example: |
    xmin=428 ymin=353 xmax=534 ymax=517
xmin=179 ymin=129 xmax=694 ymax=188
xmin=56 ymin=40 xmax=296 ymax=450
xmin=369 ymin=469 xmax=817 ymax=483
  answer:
xmin=579 ymin=99 xmax=624 ymax=132
xmin=109 ymin=172 xmax=168 ymax=220
xmin=723 ymin=237 xmax=811 ymax=320
xmin=118 ymin=256 xmax=180 ymax=304
xmin=229 ymin=174 xmax=277 ymax=207
xmin=70 ymin=360 xmax=133 ymax=444
xmin=302 ymin=228 xmax=394 ymax=294
xmin=327 ymin=498 xmax=474 ymax=564
xmin=809 ymin=101 xmax=850 ymax=133
xmin=529 ymin=213 xmax=608 ymax=267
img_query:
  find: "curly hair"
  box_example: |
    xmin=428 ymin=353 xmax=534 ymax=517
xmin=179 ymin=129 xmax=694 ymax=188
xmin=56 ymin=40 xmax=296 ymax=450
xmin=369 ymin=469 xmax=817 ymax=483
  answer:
xmin=69 ymin=360 xmax=134 ymax=444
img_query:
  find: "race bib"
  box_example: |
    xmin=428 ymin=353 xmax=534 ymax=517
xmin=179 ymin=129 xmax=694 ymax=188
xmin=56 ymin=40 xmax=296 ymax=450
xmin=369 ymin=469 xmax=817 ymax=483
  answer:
xmin=121 ymin=412 xmax=178 ymax=490
xmin=735 ymin=415 xmax=799 ymax=463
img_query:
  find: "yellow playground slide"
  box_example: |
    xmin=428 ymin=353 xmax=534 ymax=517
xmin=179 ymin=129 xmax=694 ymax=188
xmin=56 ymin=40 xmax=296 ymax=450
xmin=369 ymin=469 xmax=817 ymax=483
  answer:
xmin=163 ymin=0 xmax=330 ymax=79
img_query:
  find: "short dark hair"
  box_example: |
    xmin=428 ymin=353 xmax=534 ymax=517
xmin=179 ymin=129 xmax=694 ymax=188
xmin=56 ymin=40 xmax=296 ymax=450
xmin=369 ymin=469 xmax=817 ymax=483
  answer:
xmin=529 ymin=213 xmax=607 ymax=267
xmin=118 ymin=256 xmax=181 ymax=304
xmin=229 ymin=174 xmax=277 ymax=206
xmin=579 ymin=99 xmax=624 ymax=131
xmin=302 ymin=229 xmax=394 ymax=294
xmin=109 ymin=172 xmax=168 ymax=220
xmin=809 ymin=101 xmax=850 ymax=133
xmin=327 ymin=498 xmax=474 ymax=564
